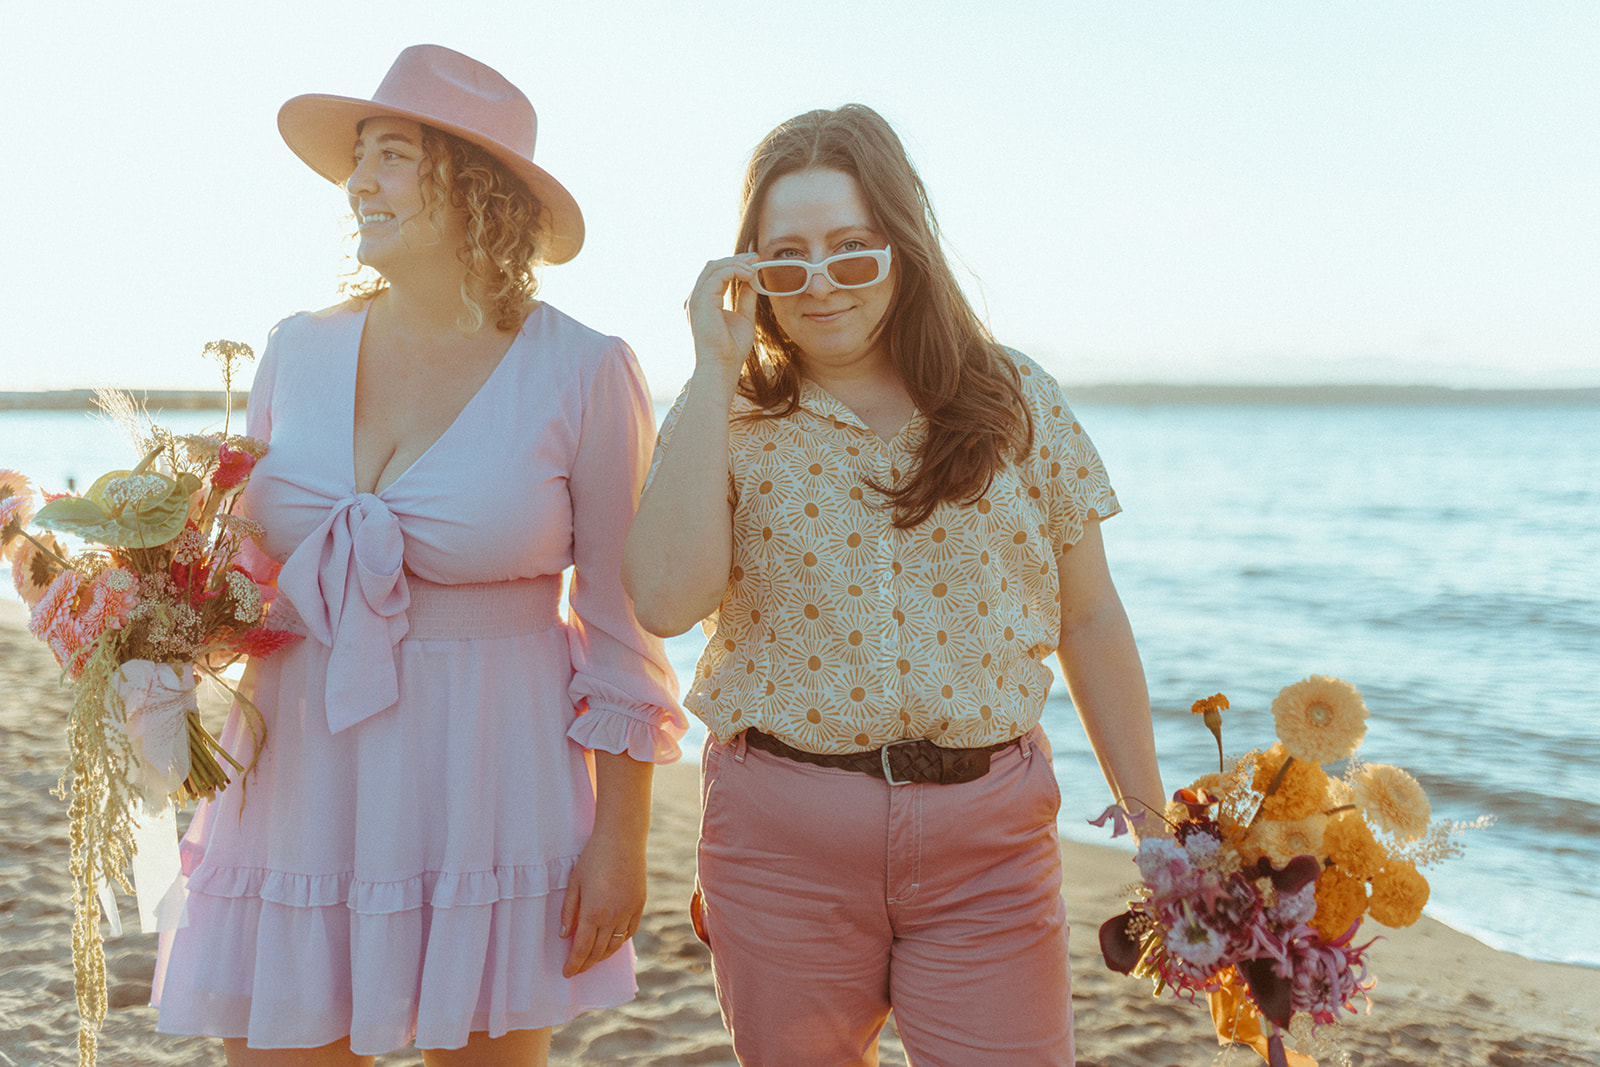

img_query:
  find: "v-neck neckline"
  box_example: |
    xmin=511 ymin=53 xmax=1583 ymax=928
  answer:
xmin=346 ymin=302 xmax=526 ymax=496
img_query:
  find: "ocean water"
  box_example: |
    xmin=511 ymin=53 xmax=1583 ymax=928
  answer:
xmin=2 ymin=400 xmax=1596 ymax=966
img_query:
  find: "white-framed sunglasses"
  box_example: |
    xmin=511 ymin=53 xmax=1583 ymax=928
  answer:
xmin=748 ymin=246 xmax=893 ymax=297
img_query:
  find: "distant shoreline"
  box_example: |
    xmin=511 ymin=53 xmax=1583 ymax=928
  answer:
xmin=0 ymin=390 xmax=251 ymax=412
xmin=3 ymin=384 xmax=1598 ymax=411
xmin=1063 ymin=383 xmax=1600 ymax=406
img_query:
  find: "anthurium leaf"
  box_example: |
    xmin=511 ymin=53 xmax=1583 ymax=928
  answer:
xmin=85 ymin=468 xmax=135 ymax=502
xmin=36 ymin=468 xmax=198 ymax=548
xmin=1246 ymin=854 xmax=1323 ymax=898
xmin=32 ymin=495 xmax=123 ymax=542
xmin=1099 ymin=911 xmax=1143 ymax=974
xmin=1242 ymin=956 xmax=1292 ymax=1029
xmin=115 ymin=479 xmax=195 ymax=547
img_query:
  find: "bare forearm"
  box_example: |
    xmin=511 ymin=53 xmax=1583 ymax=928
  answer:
xmin=591 ymin=749 xmax=654 ymax=847
xmin=622 ymin=368 xmax=738 ymax=635
xmin=1057 ymin=599 xmax=1165 ymax=822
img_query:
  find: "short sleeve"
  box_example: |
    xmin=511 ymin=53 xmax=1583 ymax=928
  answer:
xmin=1017 ymin=355 xmax=1121 ymax=556
xmin=643 ymin=380 xmax=692 ymax=493
xmin=643 ymin=379 xmax=741 ymax=509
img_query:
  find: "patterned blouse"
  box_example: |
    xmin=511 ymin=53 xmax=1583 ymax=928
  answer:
xmin=650 ymin=350 xmax=1120 ymax=754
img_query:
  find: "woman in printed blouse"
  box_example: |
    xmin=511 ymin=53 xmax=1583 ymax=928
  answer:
xmin=623 ymin=105 xmax=1165 ymax=1065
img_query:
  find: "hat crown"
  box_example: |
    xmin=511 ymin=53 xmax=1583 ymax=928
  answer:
xmin=277 ymin=44 xmax=585 ymax=263
xmin=371 ymin=44 xmax=537 ymax=158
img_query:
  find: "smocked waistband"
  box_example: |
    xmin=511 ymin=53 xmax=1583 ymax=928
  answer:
xmin=266 ymin=574 xmax=562 ymax=642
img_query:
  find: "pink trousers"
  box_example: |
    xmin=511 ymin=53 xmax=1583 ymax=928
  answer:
xmin=696 ymin=728 xmax=1073 ymax=1066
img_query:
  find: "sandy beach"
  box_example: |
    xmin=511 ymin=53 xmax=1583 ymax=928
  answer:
xmin=2 ymin=599 xmax=1597 ymax=1067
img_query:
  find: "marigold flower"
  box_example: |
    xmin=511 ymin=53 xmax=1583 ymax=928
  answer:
xmin=1252 ymin=743 xmax=1330 ymax=820
xmin=1323 ymin=811 xmax=1387 ymax=881
xmin=1271 ymin=675 xmax=1368 ymax=764
xmin=1311 ymin=867 xmax=1368 ymax=942
xmin=1353 ymin=763 xmax=1432 ymax=843
xmin=1368 ymin=860 xmax=1429 ymax=928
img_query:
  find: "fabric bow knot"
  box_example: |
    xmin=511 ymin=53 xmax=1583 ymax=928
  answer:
xmin=277 ymin=492 xmax=409 ymax=733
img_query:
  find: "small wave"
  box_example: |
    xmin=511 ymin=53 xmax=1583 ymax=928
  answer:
xmin=1419 ymin=779 xmax=1600 ymax=840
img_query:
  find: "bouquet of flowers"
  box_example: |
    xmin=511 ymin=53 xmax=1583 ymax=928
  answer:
xmin=0 ymin=341 xmax=297 ymax=1067
xmin=1095 ymin=677 xmax=1474 ymax=1067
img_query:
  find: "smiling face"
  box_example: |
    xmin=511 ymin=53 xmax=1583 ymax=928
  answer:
xmin=756 ymin=168 xmax=896 ymax=378
xmin=344 ymin=117 xmax=466 ymax=278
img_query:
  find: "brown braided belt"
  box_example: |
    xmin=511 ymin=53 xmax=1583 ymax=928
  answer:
xmin=742 ymin=728 xmax=1021 ymax=786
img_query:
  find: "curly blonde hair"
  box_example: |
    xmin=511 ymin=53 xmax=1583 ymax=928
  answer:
xmin=342 ymin=123 xmax=546 ymax=332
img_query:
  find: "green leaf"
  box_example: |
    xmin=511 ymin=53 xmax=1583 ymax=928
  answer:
xmin=34 ymin=470 xmax=202 ymax=548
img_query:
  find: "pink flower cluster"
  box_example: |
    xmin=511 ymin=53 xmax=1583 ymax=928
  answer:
xmin=28 ymin=567 xmax=140 ymax=678
xmin=1104 ymin=820 xmax=1371 ymax=1034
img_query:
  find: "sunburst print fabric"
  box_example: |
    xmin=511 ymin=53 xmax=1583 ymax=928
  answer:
xmin=649 ymin=350 xmax=1120 ymax=754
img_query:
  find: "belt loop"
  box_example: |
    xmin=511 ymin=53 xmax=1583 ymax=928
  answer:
xmin=1019 ymin=729 xmax=1034 ymax=759
xmin=732 ymin=731 xmax=748 ymax=762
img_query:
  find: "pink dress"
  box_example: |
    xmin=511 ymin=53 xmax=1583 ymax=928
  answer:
xmin=152 ymin=302 xmax=685 ymax=1054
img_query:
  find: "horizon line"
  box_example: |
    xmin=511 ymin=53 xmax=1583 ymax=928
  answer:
xmin=3 ymin=383 xmax=1599 ymax=412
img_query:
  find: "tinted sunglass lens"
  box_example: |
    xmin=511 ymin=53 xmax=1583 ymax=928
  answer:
xmin=827 ymin=254 xmax=881 ymax=287
xmin=756 ymin=264 xmax=808 ymax=294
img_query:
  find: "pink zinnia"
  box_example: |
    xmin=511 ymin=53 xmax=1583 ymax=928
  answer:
xmin=78 ymin=568 xmax=140 ymax=636
xmin=28 ymin=570 xmax=81 ymax=643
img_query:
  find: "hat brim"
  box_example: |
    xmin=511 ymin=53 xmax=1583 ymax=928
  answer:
xmin=278 ymin=93 xmax=584 ymax=265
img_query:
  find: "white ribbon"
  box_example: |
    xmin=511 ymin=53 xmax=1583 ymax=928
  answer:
xmin=108 ymin=660 xmax=195 ymax=809
xmin=96 ymin=800 xmax=188 ymax=936
xmin=99 ymin=661 xmax=195 ymax=934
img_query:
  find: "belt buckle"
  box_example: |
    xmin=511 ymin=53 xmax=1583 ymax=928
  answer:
xmin=880 ymin=738 xmax=921 ymax=786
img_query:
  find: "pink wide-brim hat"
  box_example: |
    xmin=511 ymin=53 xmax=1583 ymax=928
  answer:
xmin=278 ymin=44 xmax=584 ymax=264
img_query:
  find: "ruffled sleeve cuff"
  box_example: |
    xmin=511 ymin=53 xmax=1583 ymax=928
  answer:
xmin=567 ymin=679 xmax=688 ymax=764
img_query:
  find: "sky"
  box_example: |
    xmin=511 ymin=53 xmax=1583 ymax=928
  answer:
xmin=2 ymin=1 xmax=1597 ymax=395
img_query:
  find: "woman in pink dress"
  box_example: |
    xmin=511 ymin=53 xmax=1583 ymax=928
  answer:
xmin=151 ymin=45 xmax=684 ymax=1066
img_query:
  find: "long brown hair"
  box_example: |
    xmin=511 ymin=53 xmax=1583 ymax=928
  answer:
xmin=343 ymin=124 xmax=545 ymax=333
xmin=735 ymin=104 xmax=1033 ymax=528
